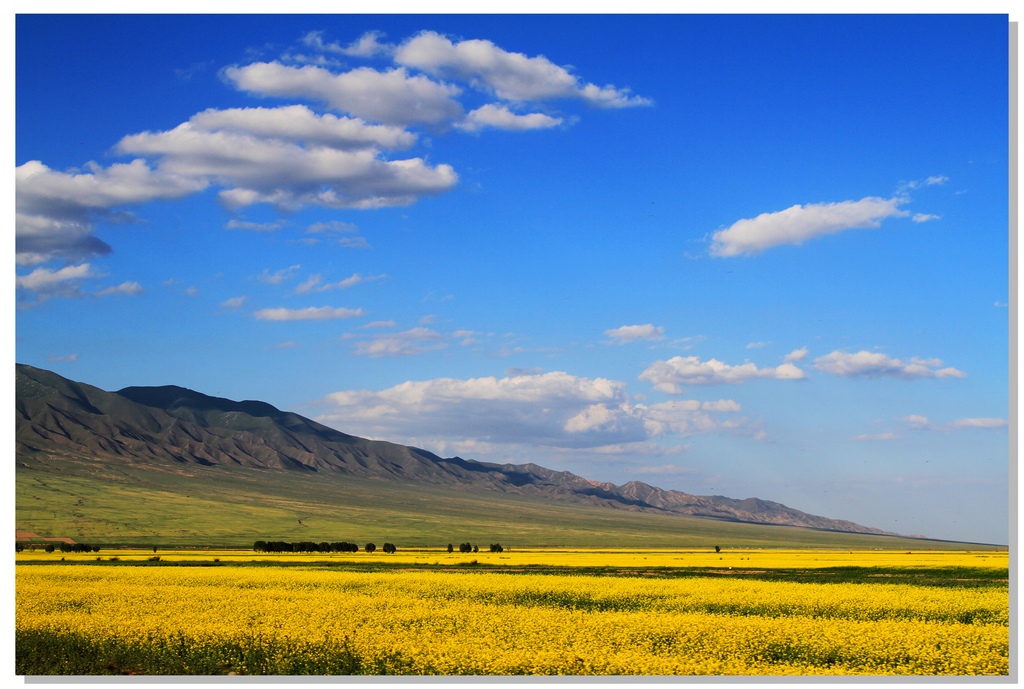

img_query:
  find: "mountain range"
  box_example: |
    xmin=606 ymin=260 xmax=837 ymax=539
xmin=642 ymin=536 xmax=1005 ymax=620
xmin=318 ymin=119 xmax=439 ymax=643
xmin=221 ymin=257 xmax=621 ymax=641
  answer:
xmin=15 ymin=363 xmax=892 ymax=536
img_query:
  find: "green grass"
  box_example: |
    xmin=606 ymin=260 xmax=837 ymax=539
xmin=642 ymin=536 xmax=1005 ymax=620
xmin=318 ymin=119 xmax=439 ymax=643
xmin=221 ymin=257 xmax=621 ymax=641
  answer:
xmin=16 ymin=454 xmax=1001 ymax=550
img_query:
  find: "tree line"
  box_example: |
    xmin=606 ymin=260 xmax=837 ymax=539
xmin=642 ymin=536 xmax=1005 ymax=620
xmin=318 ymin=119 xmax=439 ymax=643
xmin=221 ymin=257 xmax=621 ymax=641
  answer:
xmin=448 ymin=543 xmax=504 ymax=553
xmin=16 ymin=543 xmax=100 ymax=553
xmin=253 ymin=540 xmax=397 ymax=553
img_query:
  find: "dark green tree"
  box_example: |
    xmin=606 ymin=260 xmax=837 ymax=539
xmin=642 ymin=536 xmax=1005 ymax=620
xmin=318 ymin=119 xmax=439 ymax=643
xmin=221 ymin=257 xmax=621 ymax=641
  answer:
xmin=365 ymin=543 xmax=376 ymax=554
xmin=447 ymin=543 xmax=454 ymax=553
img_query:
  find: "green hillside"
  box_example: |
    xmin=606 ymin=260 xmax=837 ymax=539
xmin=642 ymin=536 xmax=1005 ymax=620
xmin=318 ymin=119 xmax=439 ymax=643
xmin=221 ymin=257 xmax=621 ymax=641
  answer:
xmin=16 ymin=455 xmax=998 ymax=550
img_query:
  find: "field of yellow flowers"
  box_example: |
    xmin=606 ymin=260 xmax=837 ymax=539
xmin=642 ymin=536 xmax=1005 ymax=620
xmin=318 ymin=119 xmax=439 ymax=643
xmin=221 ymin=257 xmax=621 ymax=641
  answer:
xmin=15 ymin=549 xmax=1009 ymax=676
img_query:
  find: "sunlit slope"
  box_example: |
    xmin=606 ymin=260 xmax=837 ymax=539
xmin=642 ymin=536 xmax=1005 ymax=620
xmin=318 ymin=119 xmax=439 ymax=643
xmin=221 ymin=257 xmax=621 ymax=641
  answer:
xmin=16 ymin=455 xmax=998 ymax=549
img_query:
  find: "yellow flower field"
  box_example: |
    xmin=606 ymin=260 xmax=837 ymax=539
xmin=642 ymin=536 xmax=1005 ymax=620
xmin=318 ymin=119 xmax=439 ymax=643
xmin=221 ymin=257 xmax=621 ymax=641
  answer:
xmin=17 ymin=546 xmax=1007 ymax=569
xmin=15 ymin=550 xmax=1008 ymax=676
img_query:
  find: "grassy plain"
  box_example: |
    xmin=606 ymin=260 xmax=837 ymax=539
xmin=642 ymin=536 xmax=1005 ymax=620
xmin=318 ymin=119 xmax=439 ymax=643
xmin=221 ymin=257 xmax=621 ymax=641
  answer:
xmin=16 ymin=549 xmax=1009 ymax=676
xmin=16 ymin=457 xmax=1002 ymax=550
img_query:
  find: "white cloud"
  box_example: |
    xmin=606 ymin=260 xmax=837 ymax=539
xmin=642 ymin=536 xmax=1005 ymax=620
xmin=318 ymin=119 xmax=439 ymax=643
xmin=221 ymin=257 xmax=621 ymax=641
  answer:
xmin=457 ymin=104 xmax=563 ymax=132
xmin=350 ymin=327 xmax=446 ymax=357
xmin=189 ymin=105 xmax=416 ymax=151
xmin=257 ymin=265 xmax=301 ymax=284
xmin=639 ymin=355 xmax=805 ymax=393
xmin=709 ymin=196 xmax=908 ymax=257
xmin=303 ymin=30 xmax=395 ymax=59
xmin=16 ymin=159 xmax=205 ymax=265
xmin=47 ymin=353 xmax=79 ymax=362
xmin=226 ymin=219 xmax=285 ymax=232
xmin=16 ymin=263 xmax=97 ymax=296
xmin=116 ymin=121 xmax=458 ymax=211
xmin=926 ymin=176 xmax=949 ymax=186
xmin=784 ymin=347 xmax=809 ymax=363
xmin=394 ymin=31 xmax=651 ymax=108
xmin=224 ymin=62 xmax=464 ymax=126
xmin=604 ymin=324 xmax=665 ymax=344
xmin=295 ymin=272 xmax=386 ymax=294
xmin=813 ymin=350 xmax=965 ymax=380
xmin=220 ymin=296 xmax=247 ymax=310
xmin=361 ymin=320 xmax=397 ymax=329
xmin=95 ymin=281 xmax=144 ymax=297
xmin=900 ymin=414 xmax=931 ymax=429
xmin=308 ymin=220 xmax=358 ymax=234
xmin=852 ymin=432 xmax=902 ymax=442
xmin=254 ymin=306 xmax=363 ymax=321
xmin=294 ymin=275 xmax=323 ymax=294
xmin=912 ymin=213 xmax=941 ymax=223
xmin=18 ymin=32 xmax=649 ymax=271
xmin=950 ymin=418 xmax=1008 ymax=430
xmin=746 ymin=341 xmax=766 ymax=349
xmin=318 ymin=371 xmax=741 ymax=453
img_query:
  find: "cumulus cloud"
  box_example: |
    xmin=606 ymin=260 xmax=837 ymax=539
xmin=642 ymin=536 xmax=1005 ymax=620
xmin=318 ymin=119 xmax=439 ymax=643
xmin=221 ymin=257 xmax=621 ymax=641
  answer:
xmin=317 ymin=371 xmax=742 ymax=453
xmin=394 ymin=31 xmax=651 ymax=108
xmin=900 ymin=414 xmax=931 ymax=429
xmin=224 ymin=62 xmax=464 ymax=126
xmin=116 ymin=119 xmax=457 ymax=211
xmin=604 ymin=324 xmax=665 ymax=344
xmin=254 ymin=306 xmax=363 ymax=321
xmin=709 ymin=196 xmax=908 ymax=257
xmin=17 ymin=29 xmax=650 ymax=294
xmin=784 ymin=347 xmax=809 ymax=363
xmin=457 ymin=104 xmax=563 ymax=132
xmin=639 ymin=355 xmax=805 ymax=393
xmin=813 ymin=350 xmax=965 ymax=380
xmin=189 ymin=105 xmax=416 ymax=150
xmin=16 ymin=159 xmax=205 ymax=266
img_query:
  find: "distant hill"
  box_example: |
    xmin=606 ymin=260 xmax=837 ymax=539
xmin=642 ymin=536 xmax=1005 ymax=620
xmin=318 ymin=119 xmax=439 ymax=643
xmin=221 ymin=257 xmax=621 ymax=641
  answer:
xmin=15 ymin=363 xmax=893 ymax=536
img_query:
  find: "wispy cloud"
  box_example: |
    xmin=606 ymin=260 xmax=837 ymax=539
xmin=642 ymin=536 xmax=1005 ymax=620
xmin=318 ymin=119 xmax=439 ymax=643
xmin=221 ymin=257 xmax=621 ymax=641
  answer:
xmin=350 ymin=327 xmax=446 ymax=357
xmin=254 ymin=306 xmax=363 ymax=321
xmin=226 ymin=218 xmax=286 ymax=232
xmin=295 ymin=272 xmax=387 ymax=294
xmin=813 ymin=350 xmax=965 ymax=380
xmin=257 ymin=265 xmax=301 ymax=285
xmin=710 ymin=197 xmax=908 ymax=257
xmin=852 ymin=432 xmax=902 ymax=442
xmin=95 ymin=281 xmax=144 ymax=297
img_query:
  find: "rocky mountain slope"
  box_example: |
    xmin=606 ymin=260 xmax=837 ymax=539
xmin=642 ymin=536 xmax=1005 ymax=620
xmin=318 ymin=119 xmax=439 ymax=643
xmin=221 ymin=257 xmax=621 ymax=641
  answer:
xmin=15 ymin=363 xmax=892 ymax=535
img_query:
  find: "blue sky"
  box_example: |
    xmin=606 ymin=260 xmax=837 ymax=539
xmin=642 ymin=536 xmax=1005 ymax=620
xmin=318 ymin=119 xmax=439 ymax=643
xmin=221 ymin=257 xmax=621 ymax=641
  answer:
xmin=14 ymin=13 xmax=1013 ymax=544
